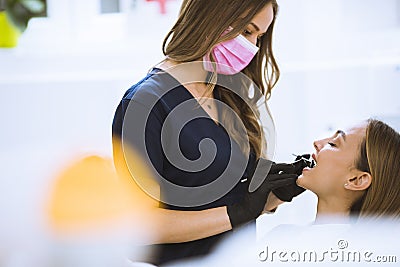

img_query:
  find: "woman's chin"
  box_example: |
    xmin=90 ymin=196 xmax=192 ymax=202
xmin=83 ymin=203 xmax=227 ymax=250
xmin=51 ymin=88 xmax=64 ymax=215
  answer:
xmin=296 ymin=166 xmax=315 ymax=186
xmin=296 ymin=174 xmax=310 ymax=190
xmin=296 ymin=175 xmax=305 ymax=186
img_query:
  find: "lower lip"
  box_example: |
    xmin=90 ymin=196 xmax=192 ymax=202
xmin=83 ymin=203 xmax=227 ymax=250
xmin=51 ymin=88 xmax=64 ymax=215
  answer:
xmin=302 ymin=167 xmax=312 ymax=173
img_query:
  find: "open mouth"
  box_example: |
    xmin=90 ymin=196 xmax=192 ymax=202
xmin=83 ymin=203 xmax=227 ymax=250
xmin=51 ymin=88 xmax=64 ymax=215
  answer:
xmin=300 ymin=154 xmax=316 ymax=169
xmin=294 ymin=154 xmax=316 ymax=170
xmin=310 ymin=154 xmax=317 ymax=168
xmin=293 ymin=154 xmax=316 ymax=170
xmin=302 ymin=156 xmax=316 ymax=173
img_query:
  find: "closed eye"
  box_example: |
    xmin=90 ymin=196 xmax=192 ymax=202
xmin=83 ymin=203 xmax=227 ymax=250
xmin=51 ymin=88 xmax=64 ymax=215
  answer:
xmin=328 ymin=142 xmax=337 ymax=147
xmin=243 ymin=29 xmax=252 ymax=36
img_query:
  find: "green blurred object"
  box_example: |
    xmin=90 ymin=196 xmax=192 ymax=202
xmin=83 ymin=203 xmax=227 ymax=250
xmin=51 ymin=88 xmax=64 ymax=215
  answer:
xmin=0 ymin=0 xmax=46 ymax=47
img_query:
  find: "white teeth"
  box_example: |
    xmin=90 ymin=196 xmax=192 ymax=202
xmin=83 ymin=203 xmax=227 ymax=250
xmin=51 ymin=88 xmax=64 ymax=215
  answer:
xmin=310 ymin=160 xmax=316 ymax=168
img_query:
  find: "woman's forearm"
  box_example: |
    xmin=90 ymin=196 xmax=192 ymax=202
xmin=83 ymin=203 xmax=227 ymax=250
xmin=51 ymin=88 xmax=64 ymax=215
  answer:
xmin=142 ymin=192 xmax=279 ymax=244
xmin=148 ymin=206 xmax=232 ymax=244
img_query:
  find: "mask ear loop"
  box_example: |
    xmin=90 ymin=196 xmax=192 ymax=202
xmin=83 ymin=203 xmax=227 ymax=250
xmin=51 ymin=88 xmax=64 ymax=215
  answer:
xmin=203 ymin=36 xmax=220 ymax=96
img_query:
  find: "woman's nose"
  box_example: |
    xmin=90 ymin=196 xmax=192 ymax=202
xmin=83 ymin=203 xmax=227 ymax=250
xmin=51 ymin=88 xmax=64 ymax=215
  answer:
xmin=314 ymin=138 xmax=330 ymax=152
xmin=313 ymin=139 xmax=323 ymax=152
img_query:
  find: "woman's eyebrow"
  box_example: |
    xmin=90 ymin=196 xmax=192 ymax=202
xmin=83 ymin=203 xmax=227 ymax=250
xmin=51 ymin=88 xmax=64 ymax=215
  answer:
xmin=250 ymin=22 xmax=265 ymax=34
xmin=249 ymin=22 xmax=267 ymax=35
xmin=336 ymin=130 xmax=347 ymax=141
xmin=249 ymin=22 xmax=261 ymax=32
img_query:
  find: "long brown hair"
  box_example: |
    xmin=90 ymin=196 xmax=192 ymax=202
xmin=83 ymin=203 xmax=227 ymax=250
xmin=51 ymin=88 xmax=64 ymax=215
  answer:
xmin=351 ymin=119 xmax=400 ymax=219
xmin=162 ymin=0 xmax=280 ymax=158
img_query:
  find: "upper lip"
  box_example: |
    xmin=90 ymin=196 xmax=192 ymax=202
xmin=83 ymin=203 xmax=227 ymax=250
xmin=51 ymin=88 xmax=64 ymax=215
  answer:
xmin=312 ymin=153 xmax=317 ymax=164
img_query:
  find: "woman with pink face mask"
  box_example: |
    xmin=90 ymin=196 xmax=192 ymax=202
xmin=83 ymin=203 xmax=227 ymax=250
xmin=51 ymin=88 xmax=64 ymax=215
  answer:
xmin=112 ymin=0 xmax=306 ymax=265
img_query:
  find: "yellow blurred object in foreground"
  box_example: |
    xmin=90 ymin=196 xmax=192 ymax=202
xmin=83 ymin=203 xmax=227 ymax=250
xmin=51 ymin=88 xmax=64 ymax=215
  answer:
xmin=47 ymin=146 xmax=158 ymax=236
xmin=0 ymin=12 xmax=20 ymax=48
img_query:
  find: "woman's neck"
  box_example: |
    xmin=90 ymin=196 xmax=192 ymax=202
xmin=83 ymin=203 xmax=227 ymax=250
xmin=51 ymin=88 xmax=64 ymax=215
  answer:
xmin=315 ymin=197 xmax=351 ymax=224
xmin=157 ymin=58 xmax=209 ymax=89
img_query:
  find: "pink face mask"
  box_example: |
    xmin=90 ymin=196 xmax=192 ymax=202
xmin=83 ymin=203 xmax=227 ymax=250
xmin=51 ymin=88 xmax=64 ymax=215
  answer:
xmin=203 ymin=29 xmax=260 ymax=75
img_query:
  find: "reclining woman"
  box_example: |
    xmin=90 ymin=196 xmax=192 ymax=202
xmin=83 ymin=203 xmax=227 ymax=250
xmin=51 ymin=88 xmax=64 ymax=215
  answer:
xmin=297 ymin=118 xmax=400 ymax=220
xmin=252 ymin=118 xmax=400 ymax=264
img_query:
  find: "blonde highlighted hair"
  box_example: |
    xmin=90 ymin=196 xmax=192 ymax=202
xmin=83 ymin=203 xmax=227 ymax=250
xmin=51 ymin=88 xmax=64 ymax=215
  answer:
xmin=351 ymin=119 xmax=400 ymax=219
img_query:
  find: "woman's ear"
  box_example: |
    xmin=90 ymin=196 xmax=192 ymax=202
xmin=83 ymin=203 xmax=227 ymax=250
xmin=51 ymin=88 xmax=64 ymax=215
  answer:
xmin=345 ymin=172 xmax=372 ymax=191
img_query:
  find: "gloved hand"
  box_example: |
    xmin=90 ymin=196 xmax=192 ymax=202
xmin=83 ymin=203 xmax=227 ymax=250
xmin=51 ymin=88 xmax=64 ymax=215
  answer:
xmin=227 ymin=158 xmax=298 ymax=228
xmin=272 ymin=154 xmax=315 ymax=202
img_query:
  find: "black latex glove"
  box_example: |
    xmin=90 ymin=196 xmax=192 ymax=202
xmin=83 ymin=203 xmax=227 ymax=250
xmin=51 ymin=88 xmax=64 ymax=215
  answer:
xmin=272 ymin=154 xmax=315 ymax=202
xmin=227 ymin=158 xmax=298 ymax=228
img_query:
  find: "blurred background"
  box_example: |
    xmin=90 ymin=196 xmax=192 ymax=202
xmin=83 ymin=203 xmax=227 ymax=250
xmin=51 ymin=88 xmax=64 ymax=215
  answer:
xmin=0 ymin=0 xmax=399 ymax=265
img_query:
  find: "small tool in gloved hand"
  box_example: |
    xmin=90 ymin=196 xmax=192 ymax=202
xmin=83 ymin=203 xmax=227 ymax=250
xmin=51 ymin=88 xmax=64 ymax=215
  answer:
xmin=292 ymin=154 xmax=316 ymax=169
xmin=271 ymin=154 xmax=316 ymax=202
